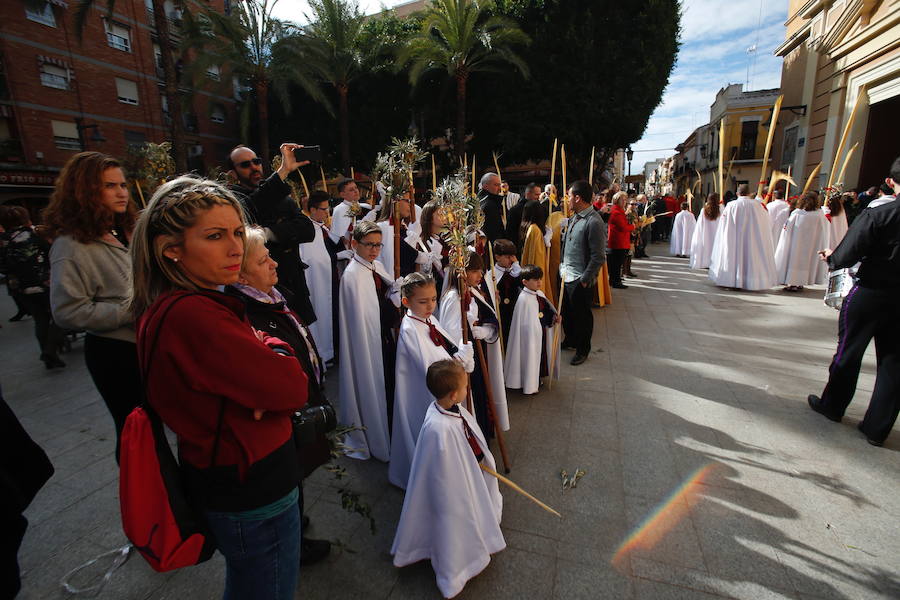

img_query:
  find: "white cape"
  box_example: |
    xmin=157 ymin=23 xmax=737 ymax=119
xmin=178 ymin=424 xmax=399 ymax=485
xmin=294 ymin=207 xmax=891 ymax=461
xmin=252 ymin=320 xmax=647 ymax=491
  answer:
xmin=669 ymin=210 xmax=696 ymax=256
xmin=708 ymin=197 xmax=777 ymax=290
xmin=774 ymin=209 xmax=830 ymax=286
xmin=337 ymin=256 xmax=394 ymax=461
xmin=503 ymin=289 xmax=559 ymax=395
xmin=391 ymin=402 xmax=505 ymax=599
xmin=375 ymin=221 xmax=422 ymax=278
xmin=824 ymin=209 xmax=848 ymax=250
xmin=388 ymin=314 xmax=455 ymax=489
xmin=689 ymin=211 xmax=718 ymax=269
xmin=329 ymin=201 xmax=371 ymax=246
xmin=766 ymin=199 xmax=791 ymax=249
xmin=439 ymin=287 xmax=510 ymax=431
xmin=298 ymin=223 xmax=334 ymax=362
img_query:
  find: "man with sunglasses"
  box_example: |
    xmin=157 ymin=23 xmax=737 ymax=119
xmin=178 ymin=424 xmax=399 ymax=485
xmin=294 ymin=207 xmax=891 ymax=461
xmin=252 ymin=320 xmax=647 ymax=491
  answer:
xmin=228 ymin=143 xmax=318 ymax=324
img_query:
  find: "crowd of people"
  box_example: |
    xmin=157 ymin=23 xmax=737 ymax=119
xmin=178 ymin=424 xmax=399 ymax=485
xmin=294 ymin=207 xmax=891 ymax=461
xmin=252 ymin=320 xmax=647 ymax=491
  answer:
xmin=1 ymin=143 xmax=898 ymax=599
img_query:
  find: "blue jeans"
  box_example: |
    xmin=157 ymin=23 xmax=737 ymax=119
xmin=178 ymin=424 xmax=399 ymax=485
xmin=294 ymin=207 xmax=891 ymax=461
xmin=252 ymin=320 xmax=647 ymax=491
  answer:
xmin=204 ymin=499 xmax=300 ymax=600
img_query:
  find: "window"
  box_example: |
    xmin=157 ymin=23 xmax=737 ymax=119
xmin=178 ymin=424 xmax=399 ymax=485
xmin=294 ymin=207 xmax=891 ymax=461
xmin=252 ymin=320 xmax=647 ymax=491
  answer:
xmin=781 ymin=126 xmax=798 ymax=168
xmin=40 ymin=63 xmax=69 ymax=90
xmin=206 ymin=64 xmax=221 ymax=81
xmin=115 ymin=77 xmax=139 ymax=105
xmin=124 ymin=130 xmax=147 ymax=149
xmin=105 ymin=21 xmax=132 ymax=52
xmin=52 ymin=120 xmax=81 ymax=150
xmin=25 ymin=2 xmax=56 ymax=26
xmin=738 ymin=120 xmax=759 ymax=160
xmin=153 ymin=44 xmax=163 ymax=69
xmin=210 ymin=103 xmax=225 ymax=124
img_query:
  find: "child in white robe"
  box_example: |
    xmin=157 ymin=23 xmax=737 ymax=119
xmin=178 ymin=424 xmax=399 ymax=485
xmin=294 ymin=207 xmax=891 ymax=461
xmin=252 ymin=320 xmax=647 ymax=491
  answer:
xmin=504 ymin=264 xmax=560 ymax=395
xmin=489 ymin=238 xmax=522 ymax=351
xmin=392 ymin=360 xmax=505 ymax=599
xmin=389 ymin=273 xmax=474 ymax=489
xmin=337 ymin=221 xmax=401 ymax=462
xmin=775 ymin=191 xmax=830 ymax=291
xmin=298 ymin=192 xmax=338 ymax=363
xmin=689 ymin=193 xmax=721 ymax=270
xmin=670 ymin=202 xmax=696 ymax=257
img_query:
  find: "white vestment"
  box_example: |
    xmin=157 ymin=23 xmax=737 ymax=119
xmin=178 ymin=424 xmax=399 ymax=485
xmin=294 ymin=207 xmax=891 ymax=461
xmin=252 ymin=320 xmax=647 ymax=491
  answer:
xmin=439 ymin=287 xmax=510 ymax=431
xmin=388 ymin=314 xmax=455 ymax=489
xmin=298 ymin=222 xmax=334 ymax=362
xmin=708 ymin=196 xmax=777 ymax=290
xmin=375 ymin=221 xmax=423 ymax=278
xmin=330 ymin=200 xmax=371 ymax=245
xmin=689 ymin=211 xmax=719 ymax=269
xmin=391 ymin=402 xmax=504 ymax=599
xmin=823 ymin=208 xmax=849 ymax=250
xmin=669 ymin=210 xmax=696 ymax=256
xmin=766 ymin=199 xmax=791 ymax=249
xmin=503 ymin=288 xmax=559 ymax=395
xmin=774 ymin=209 xmax=830 ymax=287
xmin=337 ymin=256 xmax=396 ymax=461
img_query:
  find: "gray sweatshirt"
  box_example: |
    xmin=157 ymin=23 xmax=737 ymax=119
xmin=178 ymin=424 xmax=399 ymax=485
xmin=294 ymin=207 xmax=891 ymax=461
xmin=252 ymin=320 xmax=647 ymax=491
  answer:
xmin=49 ymin=235 xmax=135 ymax=343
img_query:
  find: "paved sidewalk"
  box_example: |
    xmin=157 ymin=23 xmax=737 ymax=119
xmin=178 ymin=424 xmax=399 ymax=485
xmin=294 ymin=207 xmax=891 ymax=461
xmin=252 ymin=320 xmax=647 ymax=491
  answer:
xmin=4 ymin=248 xmax=899 ymax=599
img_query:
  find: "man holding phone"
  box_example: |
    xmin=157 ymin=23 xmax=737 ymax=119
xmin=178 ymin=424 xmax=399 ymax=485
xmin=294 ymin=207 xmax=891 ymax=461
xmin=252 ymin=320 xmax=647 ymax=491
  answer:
xmin=228 ymin=143 xmax=318 ymax=324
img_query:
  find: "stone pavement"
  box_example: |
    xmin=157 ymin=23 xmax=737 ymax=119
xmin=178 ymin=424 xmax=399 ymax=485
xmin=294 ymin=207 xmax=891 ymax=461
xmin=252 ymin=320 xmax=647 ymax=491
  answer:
xmin=4 ymin=247 xmax=899 ymax=600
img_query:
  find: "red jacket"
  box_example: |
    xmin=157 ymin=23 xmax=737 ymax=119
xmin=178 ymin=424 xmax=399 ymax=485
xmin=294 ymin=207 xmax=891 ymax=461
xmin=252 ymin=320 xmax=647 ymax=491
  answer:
xmin=137 ymin=290 xmax=308 ymax=486
xmin=607 ymin=205 xmax=635 ymax=249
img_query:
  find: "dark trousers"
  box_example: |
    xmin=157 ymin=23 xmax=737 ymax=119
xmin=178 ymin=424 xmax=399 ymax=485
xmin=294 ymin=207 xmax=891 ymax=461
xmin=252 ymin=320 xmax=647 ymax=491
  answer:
xmin=562 ymin=281 xmax=594 ymax=357
xmin=84 ymin=334 xmax=141 ymax=461
xmin=608 ymin=249 xmax=628 ymax=285
xmin=18 ymin=292 xmax=63 ymax=360
xmin=820 ymin=285 xmax=900 ymax=442
xmin=0 ymin=512 xmax=26 ymax=599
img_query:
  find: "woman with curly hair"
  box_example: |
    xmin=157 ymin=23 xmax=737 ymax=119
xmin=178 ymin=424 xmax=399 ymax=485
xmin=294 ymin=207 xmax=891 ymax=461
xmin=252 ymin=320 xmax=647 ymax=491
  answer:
xmin=44 ymin=151 xmax=138 ymax=460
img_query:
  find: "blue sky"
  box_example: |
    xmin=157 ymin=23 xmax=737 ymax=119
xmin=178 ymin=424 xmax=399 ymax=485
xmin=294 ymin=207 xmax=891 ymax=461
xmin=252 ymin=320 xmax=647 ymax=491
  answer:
xmin=274 ymin=0 xmax=788 ymax=170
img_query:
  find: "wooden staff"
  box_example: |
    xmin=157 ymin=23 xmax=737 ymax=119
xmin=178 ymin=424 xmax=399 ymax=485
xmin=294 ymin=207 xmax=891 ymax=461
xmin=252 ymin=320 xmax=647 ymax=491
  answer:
xmin=548 ymin=188 xmax=570 ymax=391
xmin=827 ymin=87 xmax=866 ymax=190
xmin=393 ymin=196 xmax=402 ymax=280
xmin=458 ymin=273 xmax=475 ymax=415
xmin=718 ymin=119 xmax=725 ymax=198
xmin=486 ymin=240 xmax=505 ymax=353
xmin=758 ymin=95 xmax=784 ymax=198
xmin=471 ymin=155 xmax=476 ymax=197
xmin=493 ymin=152 xmax=506 ymax=228
xmin=785 ymin=166 xmax=792 ymax=200
xmin=431 ymin=153 xmax=437 ymax=194
xmin=588 ymin=146 xmax=596 ymax=186
xmin=836 ymin=141 xmax=860 ymax=187
xmin=549 ymin=138 xmax=558 ymax=205
xmin=299 ymin=170 xmax=310 ymax=199
xmin=561 ymin=145 xmax=568 ymax=197
xmin=351 ymin=166 xmax=355 ymax=180
xmin=134 ymin=181 xmax=146 ymax=209
xmin=479 ymin=464 xmax=561 ymax=517
xmin=319 ymin=165 xmax=328 ymax=194
xmin=802 ymin=163 xmax=822 ymax=195
xmin=472 ymin=333 xmax=511 ymax=474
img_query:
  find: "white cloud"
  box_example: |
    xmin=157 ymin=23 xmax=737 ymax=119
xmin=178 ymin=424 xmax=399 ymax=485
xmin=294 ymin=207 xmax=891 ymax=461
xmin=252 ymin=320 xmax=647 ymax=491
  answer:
xmin=269 ymin=0 xmax=405 ymax=24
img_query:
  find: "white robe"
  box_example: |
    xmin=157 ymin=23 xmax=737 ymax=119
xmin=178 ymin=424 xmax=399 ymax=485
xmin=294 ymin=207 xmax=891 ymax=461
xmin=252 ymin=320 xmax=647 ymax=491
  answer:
xmin=388 ymin=314 xmax=455 ymax=489
xmin=823 ymin=208 xmax=849 ymax=250
xmin=337 ymin=255 xmax=397 ymax=461
xmin=391 ymin=402 xmax=504 ymax=599
xmin=689 ymin=211 xmax=718 ymax=269
xmin=767 ymin=199 xmax=791 ymax=249
xmin=375 ymin=221 xmax=423 ymax=278
xmin=708 ymin=196 xmax=777 ymax=290
xmin=503 ymin=288 xmax=559 ymax=395
xmin=298 ymin=222 xmax=334 ymax=363
xmin=774 ymin=209 xmax=830 ymax=287
xmin=330 ymin=200 xmax=371 ymax=245
xmin=439 ymin=287 xmax=510 ymax=431
xmin=669 ymin=210 xmax=696 ymax=256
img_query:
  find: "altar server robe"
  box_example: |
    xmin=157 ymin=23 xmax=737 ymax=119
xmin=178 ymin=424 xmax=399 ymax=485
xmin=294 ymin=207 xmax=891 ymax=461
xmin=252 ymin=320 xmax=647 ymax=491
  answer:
xmin=503 ymin=288 xmax=560 ymax=394
xmin=689 ymin=211 xmax=719 ymax=269
xmin=824 ymin=208 xmax=849 ymax=249
xmin=767 ymin=199 xmax=791 ymax=248
xmin=391 ymin=402 xmax=505 ymax=599
xmin=774 ymin=208 xmax=830 ymax=287
xmin=708 ymin=196 xmax=777 ymax=290
xmin=298 ymin=222 xmax=335 ymax=362
xmin=330 ymin=200 xmax=371 ymax=246
xmin=376 ymin=221 xmax=421 ymax=279
xmin=670 ymin=210 xmax=696 ymax=256
xmin=388 ymin=314 xmax=456 ymax=489
xmin=338 ymin=256 xmax=398 ymax=461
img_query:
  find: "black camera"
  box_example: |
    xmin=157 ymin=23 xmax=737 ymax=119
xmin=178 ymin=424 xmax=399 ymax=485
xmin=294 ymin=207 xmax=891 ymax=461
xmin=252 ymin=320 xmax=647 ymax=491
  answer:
xmin=293 ymin=145 xmax=322 ymax=163
xmin=292 ymin=403 xmax=337 ymax=445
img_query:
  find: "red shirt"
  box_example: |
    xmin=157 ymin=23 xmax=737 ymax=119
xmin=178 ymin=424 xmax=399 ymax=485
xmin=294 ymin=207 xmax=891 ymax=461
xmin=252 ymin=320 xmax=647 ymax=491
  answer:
xmin=607 ymin=205 xmax=635 ymax=249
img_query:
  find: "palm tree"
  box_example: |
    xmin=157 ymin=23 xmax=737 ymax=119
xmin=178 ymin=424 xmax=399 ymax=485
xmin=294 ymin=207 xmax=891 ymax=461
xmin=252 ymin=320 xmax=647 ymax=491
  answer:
xmin=301 ymin=0 xmax=375 ymax=173
xmin=398 ymin=0 xmax=530 ymax=159
xmin=180 ymin=0 xmax=327 ymax=163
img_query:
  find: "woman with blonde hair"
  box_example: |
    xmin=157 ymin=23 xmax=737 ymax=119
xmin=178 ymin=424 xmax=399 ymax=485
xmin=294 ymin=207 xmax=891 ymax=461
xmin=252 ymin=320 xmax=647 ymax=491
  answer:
xmin=131 ymin=176 xmax=309 ymax=599
xmin=45 ymin=151 xmax=138 ymax=459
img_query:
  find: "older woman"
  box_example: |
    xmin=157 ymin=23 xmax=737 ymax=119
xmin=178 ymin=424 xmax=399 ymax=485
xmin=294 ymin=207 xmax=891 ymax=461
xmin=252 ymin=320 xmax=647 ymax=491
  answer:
xmin=130 ymin=177 xmax=308 ymax=599
xmin=607 ymin=191 xmax=634 ymax=289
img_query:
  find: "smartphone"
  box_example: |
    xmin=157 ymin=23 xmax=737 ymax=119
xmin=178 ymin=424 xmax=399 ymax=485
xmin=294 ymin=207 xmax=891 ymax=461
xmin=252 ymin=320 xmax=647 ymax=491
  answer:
xmin=293 ymin=145 xmax=322 ymax=163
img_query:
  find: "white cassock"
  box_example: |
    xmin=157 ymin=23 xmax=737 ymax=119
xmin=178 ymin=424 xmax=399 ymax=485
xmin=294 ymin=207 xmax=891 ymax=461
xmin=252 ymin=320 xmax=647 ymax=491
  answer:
xmin=298 ymin=222 xmax=334 ymax=363
xmin=708 ymin=196 xmax=777 ymax=290
xmin=823 ymin=207 xmax=849 ymax=249
xmin=388 ymin=314 xmax=455 ymax=489
xmin=365 ymin=204 xmax=423 ymax=235
xmin=689 ymin=211 xmax=719 ymax=269
xmin=439 ymin=287 xmax=510 ymax=431
xmin=669 ymin=210 xmax=696 ymax=256
xmin=375 ymin=221 xmax=427 ymax=278
xmin=330 ymin=200 xmax=371 ymax=246
xmin=767 ymin=199 xmax=791 ymax=249
xmin=338 ymin=255 xmax=398 ymax=461
xmin=391 ymin=402 xmax=505 ymax=599
xmin=503 ymin=288 xmax=559 ymax=395
xmin=774 ymin=209 xmax=830 ymax=287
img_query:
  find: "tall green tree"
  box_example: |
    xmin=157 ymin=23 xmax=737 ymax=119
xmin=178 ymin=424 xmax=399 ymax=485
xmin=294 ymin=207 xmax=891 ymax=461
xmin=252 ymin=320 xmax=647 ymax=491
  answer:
xmin=398 ymin=0 xmax=530 ymax=159
xmin=301 ymin=0 xmax=377 ymax=173
xmin=180 ymin=0 xmax=326 ymax=163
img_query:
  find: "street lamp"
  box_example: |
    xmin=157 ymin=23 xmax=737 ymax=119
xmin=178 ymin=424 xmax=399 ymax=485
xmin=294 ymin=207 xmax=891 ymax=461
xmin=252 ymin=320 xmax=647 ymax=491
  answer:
xmin=74 ymin=117 xmax=106 ymax=150
xmin=626 ymin=146 xmax=634 ymax=189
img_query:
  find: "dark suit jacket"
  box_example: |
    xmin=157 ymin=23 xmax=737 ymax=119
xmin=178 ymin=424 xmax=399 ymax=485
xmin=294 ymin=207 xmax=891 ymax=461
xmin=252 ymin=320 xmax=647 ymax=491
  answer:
xmin=479 ymin=190 xmax=505 ymax=243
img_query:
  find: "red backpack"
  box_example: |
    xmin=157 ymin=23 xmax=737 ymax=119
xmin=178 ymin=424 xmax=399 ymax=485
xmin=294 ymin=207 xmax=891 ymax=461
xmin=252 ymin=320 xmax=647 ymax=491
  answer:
xmin=119 ymin=294 xmax=220 ymax=572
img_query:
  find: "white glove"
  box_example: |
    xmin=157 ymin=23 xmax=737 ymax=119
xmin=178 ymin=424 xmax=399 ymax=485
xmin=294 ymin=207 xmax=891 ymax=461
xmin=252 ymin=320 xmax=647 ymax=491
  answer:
xmin=390 ymin=280 xmax=401 ymax=296
xmin=559 ymin=217 xmax=569 ymax=230
xmin=336 ymin=249 xmax=353 ymax=260
xmin=471 ymin=324 xmax=492 ymax=340
xmin=454 ymin=342 xmax=475 ymax=373
xmin=508 ymin=262 xmax=522 ymax=277
xmin=388 ymin=280 xmax=401 ymax=308
xmin=543 ymin=227 xmax=552 ymax=248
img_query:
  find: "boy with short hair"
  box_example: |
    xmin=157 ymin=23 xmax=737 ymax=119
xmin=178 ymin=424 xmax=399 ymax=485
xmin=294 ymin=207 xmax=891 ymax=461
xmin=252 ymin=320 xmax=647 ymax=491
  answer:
xmin=504 ymin=264 xmax=560 ymax=395
xmin=490 ymin=238 xmax=522 ymax=348
xmin=392 ymin=359 xmax=505 ymax=599
xmin=298 ymin=191 xmax=339 ymax=364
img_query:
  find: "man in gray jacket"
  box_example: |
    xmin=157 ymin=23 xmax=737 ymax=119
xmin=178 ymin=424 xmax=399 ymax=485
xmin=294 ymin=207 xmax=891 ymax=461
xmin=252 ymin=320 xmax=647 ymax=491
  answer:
xmin=560 ymin=180 xmax=606 ymax=365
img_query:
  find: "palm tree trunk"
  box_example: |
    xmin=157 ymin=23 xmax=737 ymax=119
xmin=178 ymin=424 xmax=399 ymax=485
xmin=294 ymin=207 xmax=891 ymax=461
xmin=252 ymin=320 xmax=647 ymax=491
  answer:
xmin=456 ymin=73 xmax=467 ymax=159
xmin=150 ymin=0 xmax=187 ymax=172
xmin=256 ymin=78 xmax=270 ymax=164
xmin=338 ymin=84 xmax=350 ymax=175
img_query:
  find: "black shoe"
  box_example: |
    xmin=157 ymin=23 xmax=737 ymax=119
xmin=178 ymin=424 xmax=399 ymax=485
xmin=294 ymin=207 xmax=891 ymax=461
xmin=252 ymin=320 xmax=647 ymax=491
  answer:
xmin=857 ymin=423 xmax=883 ymax=447
xmin=611 ymin=283 xmax=628 ymax=289
xmin=42 ymin=355 xmax=66 ymax=369
xmin=626 ymin=272 xmax=638 ymax=278
xmin=807 ymin=395 xmax=841 ymax=423
xmin=300 ymin=537 xmax=331 ymax=567
xmin=570 ymin=353 xmax=588 ymax=366
xmin=9 ymin=312 xmax=27 ymax=322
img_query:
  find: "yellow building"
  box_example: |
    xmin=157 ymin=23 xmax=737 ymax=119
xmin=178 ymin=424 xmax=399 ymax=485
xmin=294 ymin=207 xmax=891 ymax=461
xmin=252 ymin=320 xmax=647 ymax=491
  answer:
xmin=773 ymin=0 xmax=900 ymax=192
